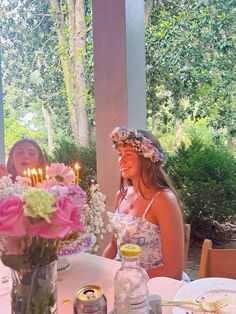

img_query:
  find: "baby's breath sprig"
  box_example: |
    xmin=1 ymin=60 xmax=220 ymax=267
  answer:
xmin=83 ymin=181 xmax=107 ymax=252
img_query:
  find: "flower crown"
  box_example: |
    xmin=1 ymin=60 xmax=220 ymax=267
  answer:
xmin=110 ymin=127 xmax=165 ymax=163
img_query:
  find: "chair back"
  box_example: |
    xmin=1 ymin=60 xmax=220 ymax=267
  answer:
xmin=199 ymin=239 xmax=236 ymax=279
xmin=184 ymin=223 xmax=191 ymax=269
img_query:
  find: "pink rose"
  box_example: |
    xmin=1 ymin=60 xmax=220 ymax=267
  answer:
xmin=0 ymin=196 xmax=28 ymax=237
xmin=28 ymin=197 xmax=84 ymax=239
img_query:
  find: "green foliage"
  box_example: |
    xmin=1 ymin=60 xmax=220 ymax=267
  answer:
xmin=149 ymin=117 xmax=224 ymax=155
xmin=165 ymin=139 xmax=236 ymax=243
xmin=49 ymin=139 xmax=97 ymax=191
xmin=4 ymin=104 xmax=45 ymax=154
xmin=1 ymin=0 xmax=72 ymax=151
xmin=145 ymin=0 xmax=236 ymax=141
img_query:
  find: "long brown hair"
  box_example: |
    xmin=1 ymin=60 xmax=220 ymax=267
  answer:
xmin=7 ymin=138 xmax=47 ymax=180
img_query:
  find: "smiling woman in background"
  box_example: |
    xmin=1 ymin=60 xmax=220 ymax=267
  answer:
xmin=0 ymin=138 xmax=46 ymax=181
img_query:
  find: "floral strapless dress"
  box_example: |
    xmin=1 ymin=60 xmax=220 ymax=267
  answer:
xmin=113 ymin=207 xmax=163 ymax=271
xmin=110 ymin=191 xmax=191 ymax=282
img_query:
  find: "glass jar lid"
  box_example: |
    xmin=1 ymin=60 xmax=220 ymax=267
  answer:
xmin=120 ymin=243 xmax=141 ymax=256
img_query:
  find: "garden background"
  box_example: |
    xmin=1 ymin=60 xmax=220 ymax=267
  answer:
xmin=1 ymin=0 xmax=235 ymax=278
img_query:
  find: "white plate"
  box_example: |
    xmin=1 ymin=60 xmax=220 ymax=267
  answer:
xmin=173 ymin=277 xmax=236 ymax=313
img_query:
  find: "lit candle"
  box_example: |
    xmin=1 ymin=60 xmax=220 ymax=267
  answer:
xmin=38 ymin=168 xmax=43 ymax=183
xmin=27 ymin=168 xmax=32 ymax=186
xmin=45 ymin=165 xmax=49 ymax=181
xmin=74 ymin=163 xmax=80 ymax=186
xmin=31 ymin=168 xmax=38 ymax=187
xmin=27 ymin=168 xmax=31 ymax=177
xmin=23 ymin=170 xmax=27 ymax=177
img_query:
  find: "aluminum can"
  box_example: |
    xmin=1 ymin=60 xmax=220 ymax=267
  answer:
xmin=73 ymin=285 xmax=107 ymax=314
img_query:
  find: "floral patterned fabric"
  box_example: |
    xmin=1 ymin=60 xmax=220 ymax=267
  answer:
xmin=114 ymin=212 xmax=163 ymax=271
xmin=111 ymin=190 xmax=190 ymax=281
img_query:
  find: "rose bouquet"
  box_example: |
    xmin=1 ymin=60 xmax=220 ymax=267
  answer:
xmin=0 ymin=163 xmax=106 ymax=314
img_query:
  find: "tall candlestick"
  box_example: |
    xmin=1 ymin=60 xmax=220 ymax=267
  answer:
xmin=27 ymin=168 xmax=32 ymax=186
xmin=74 ymin=163 xmax=80 ymax=186
xmin=38 ymin=168 xmax=43 ymax=183
xmin=31 ymin=168 xmax=38 ymax=187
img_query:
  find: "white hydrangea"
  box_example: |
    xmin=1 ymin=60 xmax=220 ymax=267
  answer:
xmin=0 ymin=176 xmax=30 ymax=200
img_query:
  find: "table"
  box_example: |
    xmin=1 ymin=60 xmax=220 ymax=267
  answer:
xmin=0 ymin=253 xmax=184 ymax=313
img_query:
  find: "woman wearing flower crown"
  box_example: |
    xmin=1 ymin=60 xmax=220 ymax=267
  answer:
xmin=103 ymin=127 xmax=185 ymax=280
xmin=0 ymin=138 xmax=46 ymax=181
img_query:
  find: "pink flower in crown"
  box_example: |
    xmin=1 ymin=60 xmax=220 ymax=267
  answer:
xmin=28 ymin=197 xmax=84 ymax=239
xmin=0 ymin=196 xmax=29 ymax=237
xmin=47 ymin=163 xmax=76 ymax=186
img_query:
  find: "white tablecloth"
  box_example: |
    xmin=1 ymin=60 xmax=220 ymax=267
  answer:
xmin=0 ymin=253 xmax=184 ymax=313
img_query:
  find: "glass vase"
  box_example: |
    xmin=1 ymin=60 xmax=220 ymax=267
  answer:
xmin=11 ymin=260 xmax=57 ymax=314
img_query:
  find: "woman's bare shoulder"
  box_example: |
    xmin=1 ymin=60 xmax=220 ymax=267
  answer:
xmin=149 ymin=190 xmax=183 ymax=230
xmin=157 ymin=189 xmax=178 ymax=203
xmin=153 ymin=189 xmax=181 ymax=216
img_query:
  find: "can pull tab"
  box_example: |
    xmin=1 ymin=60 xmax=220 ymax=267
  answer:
xmin=84 ymin=289 xmax=96 ymax=300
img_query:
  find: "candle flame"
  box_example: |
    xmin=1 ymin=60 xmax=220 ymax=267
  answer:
xmin=31 ymin=168 xmax=37 ymax=175
xmin=74 ymin=163 xmax=80 ymax=170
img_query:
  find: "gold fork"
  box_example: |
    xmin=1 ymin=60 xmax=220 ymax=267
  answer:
xmin=162 ymin=297 xmax=230 ymax=312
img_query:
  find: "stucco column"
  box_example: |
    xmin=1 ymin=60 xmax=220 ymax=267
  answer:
xmin=92 ymin=0 xmax=146 ymax=210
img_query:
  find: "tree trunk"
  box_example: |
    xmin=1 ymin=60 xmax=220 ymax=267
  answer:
xmin=74 ymin=0 xmax=88 ymax=145
xmin=144 ymin=0 xmax=154 ymax=24
xmin=227 ymin=125 xmax=235 ymax=150
xmin=175 ymin=117 xmax=183 ymax=148
xmin=42 ymin=104 xmax=54 ymax=155
xmin=49 ymin=0 xmax=88 ymax=145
